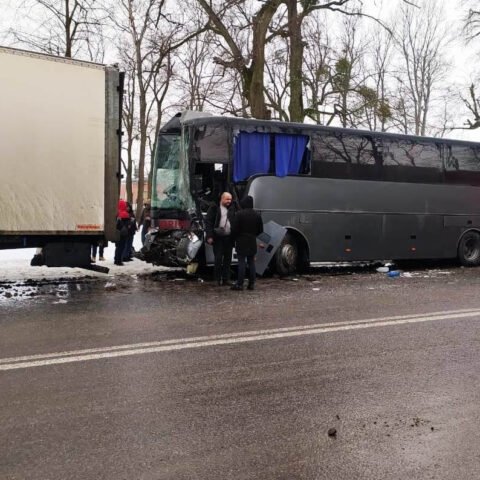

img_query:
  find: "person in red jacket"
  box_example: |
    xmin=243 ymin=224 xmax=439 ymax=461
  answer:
xmin=115 ymin=199 xmax=131 ymax=266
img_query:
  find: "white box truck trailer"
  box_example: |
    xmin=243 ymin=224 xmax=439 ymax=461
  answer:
xmin=0 ymin=46 xmax=122 ymax=267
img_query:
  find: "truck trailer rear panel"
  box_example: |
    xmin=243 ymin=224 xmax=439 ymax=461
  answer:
xmin=0 ymin=47 xmax=122 ymax=258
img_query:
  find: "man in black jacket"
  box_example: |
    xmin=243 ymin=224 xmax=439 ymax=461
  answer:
xmin=205 ymin=192 xmax=236 ymax=285
xmin=231 ymin=196 xmax=264 ymax=291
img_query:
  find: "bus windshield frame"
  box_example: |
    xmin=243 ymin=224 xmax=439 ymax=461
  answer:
xmin=151 ymin=130 xmax=195 ymax=213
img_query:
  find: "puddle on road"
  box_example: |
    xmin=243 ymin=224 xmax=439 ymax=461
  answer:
xmin=0 ymin=278 xmax=99 ymax=305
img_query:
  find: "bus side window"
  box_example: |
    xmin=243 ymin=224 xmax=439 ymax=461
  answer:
xmin=311 ymin=133 xmax=380 ymax=180
xmin=194 ymin=125 xmax=229 ymax=163
xmin=383 ymin=139 xmax=442 ymax=183
xmin=444 ymin=145 xmax=480 ymax=172
xmin=383 ymin=140 xmax=441 ymax=169
xmin=444 ymin=145 xmax=480 ymax=185
xmin=311 ymin=133 xmax=352 ymax=179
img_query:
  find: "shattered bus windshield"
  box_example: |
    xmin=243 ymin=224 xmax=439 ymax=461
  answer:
xmin=152 ymin=133 xmax=194 ymax=211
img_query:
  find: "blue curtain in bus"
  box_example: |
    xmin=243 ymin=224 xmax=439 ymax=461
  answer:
xmin=233 ymin=132 xmax=270 ymax=182
xmin=275 ymin=134 xmax=309 ymax=177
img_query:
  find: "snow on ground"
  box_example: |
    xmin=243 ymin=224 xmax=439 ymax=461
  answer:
xmin=0 ymin=233 xmax=171 ymax=282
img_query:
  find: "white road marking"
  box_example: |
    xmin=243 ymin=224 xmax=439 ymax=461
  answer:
xmin=2 ymin=308 xmax=480 ymax=371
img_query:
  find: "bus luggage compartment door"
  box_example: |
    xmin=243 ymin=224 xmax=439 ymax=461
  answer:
xmin=255 ymin=221 xmax=287 ymax=275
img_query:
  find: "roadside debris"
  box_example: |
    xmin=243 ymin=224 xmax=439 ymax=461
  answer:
xmin=387 ymin=270 xmax=401 ymax=278
xmin=327 ymin=428 xmax=337 ymax=437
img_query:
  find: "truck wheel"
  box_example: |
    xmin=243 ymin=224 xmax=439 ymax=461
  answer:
xmin=458 ymin=231 xmax=480 ymax=266
xmin=275 ymin=233 xmax=298 ymax=275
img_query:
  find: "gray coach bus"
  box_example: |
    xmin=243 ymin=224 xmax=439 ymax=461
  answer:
xmin=143 ymin=111 xmax=480 ymax=274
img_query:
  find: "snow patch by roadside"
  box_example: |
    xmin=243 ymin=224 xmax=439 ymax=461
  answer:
xmin=0 ymin=233 xmax=172 ymax=282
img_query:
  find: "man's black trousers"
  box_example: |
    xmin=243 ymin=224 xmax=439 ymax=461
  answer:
xmin=237 ymin=254 xmax=256 ymax=287
xmin=213 ymin=235 xmax=233 ymax=283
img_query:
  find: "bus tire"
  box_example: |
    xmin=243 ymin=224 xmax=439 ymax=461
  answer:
xmin=458 ymin=231 xmax=480 ymax=266
xmin=275 ymin=232 xmax=299 ymax=275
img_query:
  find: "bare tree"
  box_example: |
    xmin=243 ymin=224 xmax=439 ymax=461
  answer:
xmin=460 ymin=82 xmax=480 ymax=129
xmin=282 ymin=0 xmax=359 ymax=122
xmin=10 ymin=0 xmax=105 ymax=61
xmin=119 ymin=44 xmax=137 ymax=205
xmin=196 ymin=0 xmax=284 ymax=119
xmin=463 ymin=0 xmax=480 ymax=41
xmin=326 ymin=16 xmax=385 ymax=129
xmin=174 ymin=31 xmax=225 ymax=112
xmin=275 ymin=0 xmax=418 ymax=122
xmin=111 ymin=0 xmax=202 ymax=216
xmin=264 ymin=40 xmax=291 ymax=121
xmin=302 ymin=13 xmax=335 ymax=124
xmin=364 ymin=23 xmax=394 ymax=132
xmin=392 ymin=0 xmax=449 ymax=136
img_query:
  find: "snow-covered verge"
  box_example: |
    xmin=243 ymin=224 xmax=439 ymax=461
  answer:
xmin=0 ymin=233 xmax=171 ymax=282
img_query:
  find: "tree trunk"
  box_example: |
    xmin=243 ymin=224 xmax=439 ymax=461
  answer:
xmin=247 ymin=2 xmax=282 ymax=118
xmin=198 ymin=0 xmax=282 ymax=119
xmin=135 ymin=33 xmax=147 ymax=219
xmin=286 ymin=1 xmax=304 ymax=122
xmin=65 ymin=0 xmax=72 ymax=57
xmin=126 ymin=137 xmax=133 ymax=204
xmin=136 ymin=91 xmax=147 ymax=219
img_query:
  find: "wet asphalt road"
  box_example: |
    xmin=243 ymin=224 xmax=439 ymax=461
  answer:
xmin=2 ymin=265 xmax=480 ymax=479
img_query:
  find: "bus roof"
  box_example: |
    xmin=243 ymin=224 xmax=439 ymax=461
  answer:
xmin=172 ymin=112 xmax=480 ymax=149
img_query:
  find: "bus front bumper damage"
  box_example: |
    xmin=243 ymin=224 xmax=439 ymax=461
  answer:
xmin=138 ymin=228 xmax=203 ymax=269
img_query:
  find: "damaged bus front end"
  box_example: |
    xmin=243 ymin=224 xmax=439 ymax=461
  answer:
xmin=139 ymin=112 xmax=208 ymax=269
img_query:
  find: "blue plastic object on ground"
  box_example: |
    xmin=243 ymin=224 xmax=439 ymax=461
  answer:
xmin=387 ymin=270 xmax=400 ymax=278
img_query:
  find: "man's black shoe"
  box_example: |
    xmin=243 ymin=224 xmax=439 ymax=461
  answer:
xmin=114 ymin=262 xmax=124 ymax=266
xmin=247 ymin=284 xmax=255 ymax=290
xmin=230 ymin=284 xmax=243 ymax=291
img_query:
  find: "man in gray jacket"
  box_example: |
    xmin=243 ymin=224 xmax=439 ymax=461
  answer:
xmin=205 ymin=192 xmax=236 ymax=286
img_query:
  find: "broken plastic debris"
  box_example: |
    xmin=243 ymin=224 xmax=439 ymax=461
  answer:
xmin=186 ymin=263 xmax=199 ymax=275
xmin=387 ymin=270 xmax=400 ymax=278
xmin=312 ymin=288 xmax=320 ymax=291
xmin=376 ymin=266 xmax=389 ymax=273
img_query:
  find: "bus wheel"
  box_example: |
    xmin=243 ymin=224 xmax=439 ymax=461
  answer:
xmin=458 ymin=231 xmax=480 ymax=266
xmin=275 ymin=233 xmax=298 ymax=275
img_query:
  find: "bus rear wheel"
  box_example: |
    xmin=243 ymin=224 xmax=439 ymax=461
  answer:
xmin=458 ymin=231 xmax=480 ymax=266
xmin=275 ymin=233 xmax=299 ymax=275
